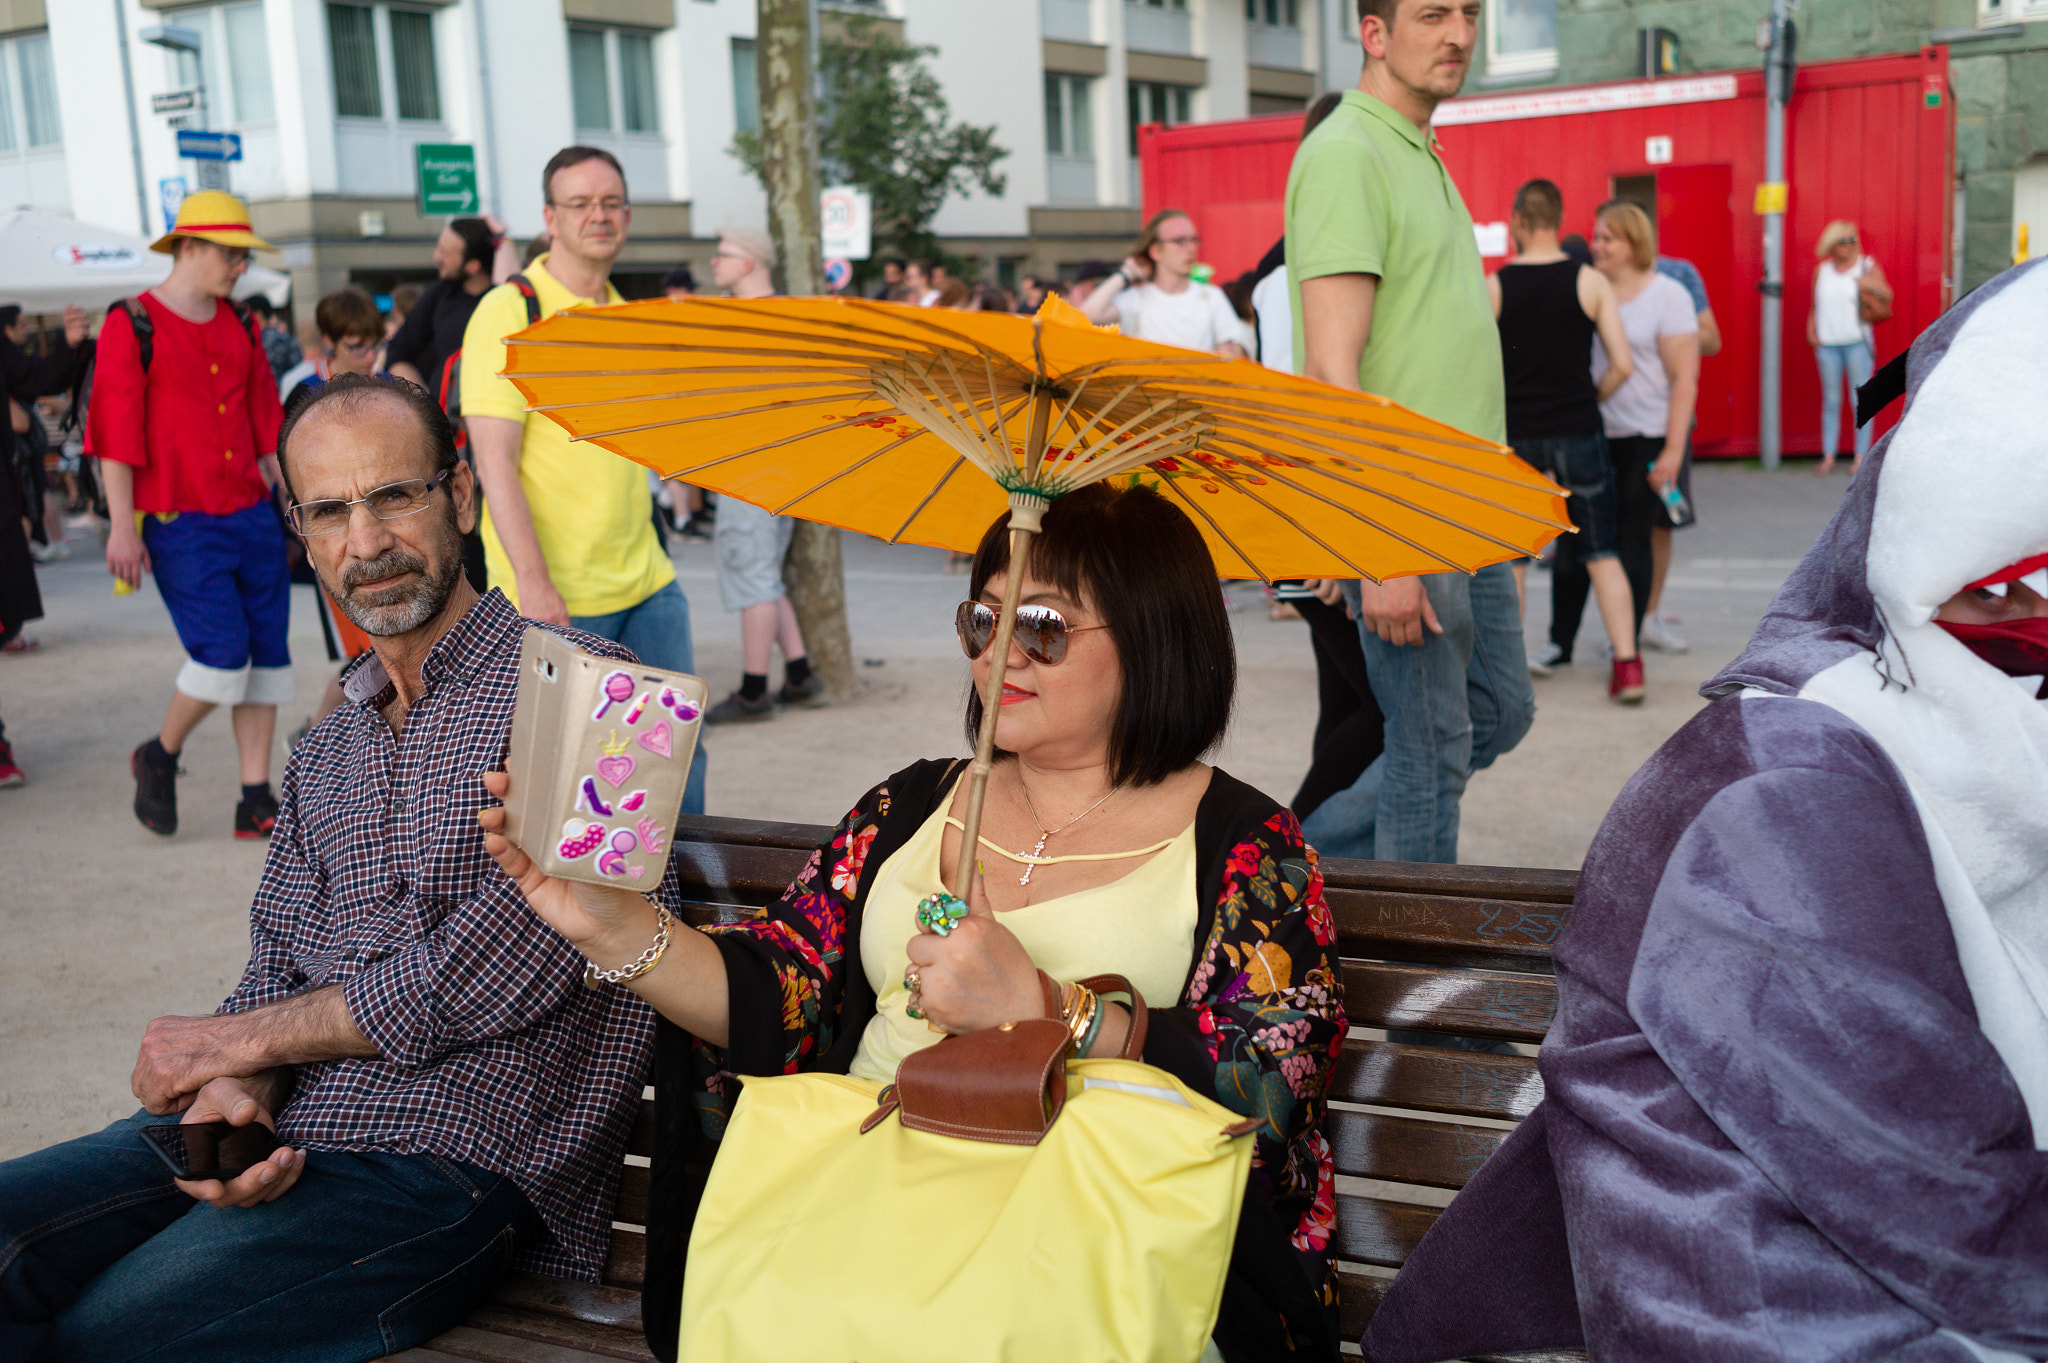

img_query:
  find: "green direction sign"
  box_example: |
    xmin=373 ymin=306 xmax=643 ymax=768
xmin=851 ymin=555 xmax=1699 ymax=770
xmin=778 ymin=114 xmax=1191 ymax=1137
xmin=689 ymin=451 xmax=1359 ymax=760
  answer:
xmin=415 ymin=143 xmax=478 ymax=216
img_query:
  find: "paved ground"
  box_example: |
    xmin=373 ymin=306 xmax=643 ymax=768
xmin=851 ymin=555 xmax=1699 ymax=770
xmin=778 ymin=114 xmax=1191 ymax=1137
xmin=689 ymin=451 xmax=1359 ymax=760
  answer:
xmin=0 ymin=460 xmax=1852 ymax=1158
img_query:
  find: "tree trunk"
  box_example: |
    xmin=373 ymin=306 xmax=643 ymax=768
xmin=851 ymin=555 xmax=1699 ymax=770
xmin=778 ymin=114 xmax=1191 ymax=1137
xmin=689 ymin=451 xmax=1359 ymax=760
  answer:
xmin=759 ymin=0 xmax=857 ymax=699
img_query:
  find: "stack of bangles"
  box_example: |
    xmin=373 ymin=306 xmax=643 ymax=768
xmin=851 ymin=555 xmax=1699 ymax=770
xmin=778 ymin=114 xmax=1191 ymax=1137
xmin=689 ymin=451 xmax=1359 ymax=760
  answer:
xmin=1058 ymin=980 xmax=1105 ymax=1057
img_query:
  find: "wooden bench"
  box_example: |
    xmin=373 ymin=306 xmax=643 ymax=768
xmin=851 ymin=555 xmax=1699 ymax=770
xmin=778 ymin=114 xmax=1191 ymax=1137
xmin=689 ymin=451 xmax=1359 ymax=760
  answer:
xmin=385 ymin=813 xmax=1588 ymax=1363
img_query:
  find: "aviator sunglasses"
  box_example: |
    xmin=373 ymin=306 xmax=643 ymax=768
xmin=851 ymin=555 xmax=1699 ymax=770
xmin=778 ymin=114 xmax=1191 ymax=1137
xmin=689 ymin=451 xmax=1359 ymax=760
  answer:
xmin=955 ymin=601 xmax=1106 ymax=666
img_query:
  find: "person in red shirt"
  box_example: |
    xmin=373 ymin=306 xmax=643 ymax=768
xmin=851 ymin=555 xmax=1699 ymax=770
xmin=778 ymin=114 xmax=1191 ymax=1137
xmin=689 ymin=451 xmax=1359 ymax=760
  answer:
xmin=86 ymin=191 xmax=293 ymax=839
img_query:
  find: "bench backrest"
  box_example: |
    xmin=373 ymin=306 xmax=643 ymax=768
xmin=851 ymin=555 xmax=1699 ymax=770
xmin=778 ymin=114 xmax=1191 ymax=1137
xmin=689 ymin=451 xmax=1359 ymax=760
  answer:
xmin=605 ymin=814 xmax=1576 ymax=1344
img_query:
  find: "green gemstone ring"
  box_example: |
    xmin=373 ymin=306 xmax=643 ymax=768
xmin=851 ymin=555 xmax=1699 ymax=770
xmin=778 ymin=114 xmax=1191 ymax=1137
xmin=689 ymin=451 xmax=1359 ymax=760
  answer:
xmin=915 ymin=892 xmax=969 ymax=936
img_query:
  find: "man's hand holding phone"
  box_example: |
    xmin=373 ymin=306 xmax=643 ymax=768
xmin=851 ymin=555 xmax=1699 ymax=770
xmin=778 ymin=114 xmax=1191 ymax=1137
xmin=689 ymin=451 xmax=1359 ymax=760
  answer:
xmin=170 ymin=1076 xmax=303 ymax=1208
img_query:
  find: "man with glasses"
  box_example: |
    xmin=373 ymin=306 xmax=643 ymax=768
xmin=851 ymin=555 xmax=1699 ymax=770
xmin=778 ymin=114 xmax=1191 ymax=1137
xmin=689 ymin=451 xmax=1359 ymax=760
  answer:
xmin=1077 ymin=209 xmax=1249 ymax=358
xmin=87 ymin=190 xmax=295 ymax=840
xmin=0 ymin=373 xmax=671 ymax=1358
xmin=280 ymin=286 xmax=385 ymax=409
xmin=462 ymin=145 xmax=704 ymax=813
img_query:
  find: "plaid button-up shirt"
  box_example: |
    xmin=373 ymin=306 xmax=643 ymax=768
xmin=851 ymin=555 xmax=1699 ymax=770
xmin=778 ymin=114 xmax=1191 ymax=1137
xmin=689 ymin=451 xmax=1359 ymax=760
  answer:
xmin=219 ymin=589 xmax=668 ymax=1279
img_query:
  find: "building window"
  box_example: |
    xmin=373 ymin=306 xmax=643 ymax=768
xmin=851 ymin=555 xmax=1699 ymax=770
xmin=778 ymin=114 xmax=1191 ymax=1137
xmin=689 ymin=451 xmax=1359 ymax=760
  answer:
xmin=571 ymin=27 xmax=660 ymax=135
xmin=328 ymin=3 xmax=442 ymax=122
xmin=389 ymin=9 xmax=439 ymax=120
xmin=731 ymin=37 xmax=759 ymax=136
xmin=1486 ymin=0 xmax=1556 ymax=75
xmin=1127 ymin=80 xmax=1191 ymax=155
xmin=328 ymin=3 xmax=381 ymax=117
xmin=15 ymin=31 xmax=58 ymax=148
xmin=1134 ymin=0 xmax=1187 ymax=8
xmin=222 ymin=4 xmax=275 ymax=124
xmin=1979 ymin=0 xmax=2048 ymax=22
xmin=1044 ymin=73 xmax=1093 ymax=156
xmin=570 ymin=28 xmax=609 ymax=129
xmin=1246 ymin=0 xmax=1298 ymax=23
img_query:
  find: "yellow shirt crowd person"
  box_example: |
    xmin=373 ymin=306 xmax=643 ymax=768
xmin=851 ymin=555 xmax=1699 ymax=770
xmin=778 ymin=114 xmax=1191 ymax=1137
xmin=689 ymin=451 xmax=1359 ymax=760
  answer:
xmin=462 ymin=144 xmax=705 ymax=813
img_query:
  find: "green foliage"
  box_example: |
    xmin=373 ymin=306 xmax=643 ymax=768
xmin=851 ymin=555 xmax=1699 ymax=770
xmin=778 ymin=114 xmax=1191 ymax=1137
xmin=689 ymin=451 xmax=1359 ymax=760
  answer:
xmin=733 ymin=14 xmax=1008 ymax=280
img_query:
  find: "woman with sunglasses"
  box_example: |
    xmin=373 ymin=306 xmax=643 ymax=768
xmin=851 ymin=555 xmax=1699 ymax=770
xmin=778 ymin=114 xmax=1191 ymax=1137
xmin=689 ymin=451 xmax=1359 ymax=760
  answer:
xmin=480 ymin=482 xmax=1346 ymax=1357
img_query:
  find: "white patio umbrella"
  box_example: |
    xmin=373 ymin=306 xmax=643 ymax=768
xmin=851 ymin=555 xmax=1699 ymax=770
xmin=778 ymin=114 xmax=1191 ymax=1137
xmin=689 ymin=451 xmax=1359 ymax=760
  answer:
xmin=0 ymin=209 xmax=290 ymax=314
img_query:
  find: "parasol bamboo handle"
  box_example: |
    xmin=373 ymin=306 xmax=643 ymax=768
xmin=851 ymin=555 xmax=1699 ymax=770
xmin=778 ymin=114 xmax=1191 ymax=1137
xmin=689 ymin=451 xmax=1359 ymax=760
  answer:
xmin=949 ymin=499 xmax=1046 ymax=900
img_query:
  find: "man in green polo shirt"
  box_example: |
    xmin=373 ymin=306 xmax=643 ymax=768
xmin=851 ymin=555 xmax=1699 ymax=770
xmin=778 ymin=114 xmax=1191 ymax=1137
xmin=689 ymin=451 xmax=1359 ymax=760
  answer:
xmin=1285 ymin=0 xmax=1533 ymax=865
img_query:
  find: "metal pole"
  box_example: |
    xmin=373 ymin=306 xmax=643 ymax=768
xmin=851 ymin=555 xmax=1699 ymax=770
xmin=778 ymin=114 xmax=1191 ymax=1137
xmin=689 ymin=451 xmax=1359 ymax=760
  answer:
xmin=113 ymin=0 xmax=152 ymax=234
xmin=1758 ymin=0 xmax=1795 ymax=469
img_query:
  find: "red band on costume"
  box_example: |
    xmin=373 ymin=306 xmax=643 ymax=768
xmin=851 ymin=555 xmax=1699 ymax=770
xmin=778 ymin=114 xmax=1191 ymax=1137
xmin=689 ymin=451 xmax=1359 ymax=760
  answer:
xmin=1964 ymin=552 xmax=2048 ymax=592
xmin=1937 ymin=616 xmax=2048 ymax=677
xmin=173 ymin=222 xmax=257 ymax=233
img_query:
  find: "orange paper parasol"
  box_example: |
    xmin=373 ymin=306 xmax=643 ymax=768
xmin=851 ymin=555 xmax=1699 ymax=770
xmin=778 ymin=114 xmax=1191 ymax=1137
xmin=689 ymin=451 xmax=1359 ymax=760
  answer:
xmin=502 ymin=294 xmax=1567 ymax=896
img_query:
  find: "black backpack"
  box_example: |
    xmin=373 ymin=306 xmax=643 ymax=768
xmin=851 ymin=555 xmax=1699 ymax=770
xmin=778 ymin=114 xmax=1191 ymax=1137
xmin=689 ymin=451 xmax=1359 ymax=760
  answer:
xmin=436 ymin=273 xmax=541 ymax=427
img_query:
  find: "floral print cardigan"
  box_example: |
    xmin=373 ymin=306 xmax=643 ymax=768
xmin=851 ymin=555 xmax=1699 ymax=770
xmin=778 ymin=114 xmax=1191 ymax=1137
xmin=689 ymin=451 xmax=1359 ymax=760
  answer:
xmin=653 ymin=759 xmax=1347 ymax=1354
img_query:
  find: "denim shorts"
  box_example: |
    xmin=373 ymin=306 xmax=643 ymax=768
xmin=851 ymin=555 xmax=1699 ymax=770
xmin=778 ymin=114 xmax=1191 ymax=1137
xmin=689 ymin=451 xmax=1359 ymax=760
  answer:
xmin=1510 ymin=433 xmax=1618 ymax=560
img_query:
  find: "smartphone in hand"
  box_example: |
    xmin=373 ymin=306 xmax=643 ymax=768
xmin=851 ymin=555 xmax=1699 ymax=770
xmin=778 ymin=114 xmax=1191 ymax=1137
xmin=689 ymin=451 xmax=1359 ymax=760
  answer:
xmin=139 ymin=1120 xmax=281 ymax=1182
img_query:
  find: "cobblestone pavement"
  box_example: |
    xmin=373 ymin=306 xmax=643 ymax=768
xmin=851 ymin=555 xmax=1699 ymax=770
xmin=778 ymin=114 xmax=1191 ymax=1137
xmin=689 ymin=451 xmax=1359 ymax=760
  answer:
xmin=0 ymin=460 xmax=1853 ymax=1157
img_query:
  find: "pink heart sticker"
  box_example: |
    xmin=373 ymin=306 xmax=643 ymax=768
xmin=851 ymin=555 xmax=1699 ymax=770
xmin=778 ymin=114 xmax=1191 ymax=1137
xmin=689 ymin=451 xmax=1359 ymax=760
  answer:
xmin=637 ymin=721 xmax=673 ymax=759
xmin=595 ymin=753 xmax=636 ymax=788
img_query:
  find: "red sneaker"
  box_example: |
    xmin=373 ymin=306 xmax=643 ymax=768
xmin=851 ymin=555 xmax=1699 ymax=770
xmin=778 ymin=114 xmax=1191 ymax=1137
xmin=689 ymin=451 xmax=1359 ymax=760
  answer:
xmin=1610 ymin=655 xmax=1646 ymax=704
xmin=0 ymin=739 xmax=22 ymax=787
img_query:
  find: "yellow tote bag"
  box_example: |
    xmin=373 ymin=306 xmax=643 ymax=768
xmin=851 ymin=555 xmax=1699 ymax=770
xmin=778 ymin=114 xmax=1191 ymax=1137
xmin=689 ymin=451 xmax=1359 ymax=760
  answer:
xmin=677 ymin=981 xmax=1257 ymax=1363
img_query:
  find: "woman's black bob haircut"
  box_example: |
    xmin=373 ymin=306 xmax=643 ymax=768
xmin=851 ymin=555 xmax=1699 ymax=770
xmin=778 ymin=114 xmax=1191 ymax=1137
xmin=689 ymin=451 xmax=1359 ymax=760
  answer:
xmin=966 ymin=481 xmax=1235 ymax=787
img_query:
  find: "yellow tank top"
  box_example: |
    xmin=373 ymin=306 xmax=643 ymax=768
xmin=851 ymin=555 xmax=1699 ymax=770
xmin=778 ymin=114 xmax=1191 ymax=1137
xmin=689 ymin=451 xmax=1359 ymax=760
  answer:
xmin=848 ymin=779 xmax=1201 ymax=1085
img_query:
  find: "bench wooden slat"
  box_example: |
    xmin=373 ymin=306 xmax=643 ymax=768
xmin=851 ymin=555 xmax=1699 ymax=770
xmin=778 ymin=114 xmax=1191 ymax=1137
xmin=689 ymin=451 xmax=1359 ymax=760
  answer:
xmin=1343 ymin=960 xmax=1556 ymax=1041
xmin=1328 ymin=1108 xmax=1511 ymax=1190
xmin=601 ymin=1232 xmax=646 ymax=1291
xmin=458 ymin=1306 xmax=654 ymax=1362
xmin=1337 ymin=1270 xmax=1389 ymax=1342
xmin=493 ymin=1274 xmax=642 ymax=1331
xmin=613 ymin=1165 xmax=649 ymax=1226
xmin=408 ymin=1324 xmax=631 ymax=1362
xmin=1332 ymin=1193 xmax=1440 ymax=1268
xmin=1329 ymin=888 xmax=1569 ymax=969
xmin=1331 ymin=1038 xmax=1543 ymax=1120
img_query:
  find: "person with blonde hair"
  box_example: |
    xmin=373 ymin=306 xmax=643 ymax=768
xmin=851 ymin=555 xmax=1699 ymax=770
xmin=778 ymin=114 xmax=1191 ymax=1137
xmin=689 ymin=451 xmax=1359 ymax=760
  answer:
xmin=1572 ymin=199 xmax=1698 ymax=661
xmin=1807 ymin=219 xmax=1891 ymax=474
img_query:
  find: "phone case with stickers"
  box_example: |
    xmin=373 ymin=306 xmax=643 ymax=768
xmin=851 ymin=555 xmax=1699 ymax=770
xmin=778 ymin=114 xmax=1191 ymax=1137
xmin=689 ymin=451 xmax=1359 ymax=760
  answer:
xmin=502 ymin=627 xmax=707 ymax=887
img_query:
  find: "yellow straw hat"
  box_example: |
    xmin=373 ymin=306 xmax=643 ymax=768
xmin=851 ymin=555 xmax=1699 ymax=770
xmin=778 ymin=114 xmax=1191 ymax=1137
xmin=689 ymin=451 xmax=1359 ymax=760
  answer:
xmin=150 ymin=189 xmax=274 ymax=255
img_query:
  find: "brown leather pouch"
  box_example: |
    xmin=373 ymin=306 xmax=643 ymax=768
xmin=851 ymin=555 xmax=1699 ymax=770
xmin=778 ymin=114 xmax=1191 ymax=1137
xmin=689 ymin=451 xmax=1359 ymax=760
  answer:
xmin=860 ymin=973 xmax=1149 ymax=1145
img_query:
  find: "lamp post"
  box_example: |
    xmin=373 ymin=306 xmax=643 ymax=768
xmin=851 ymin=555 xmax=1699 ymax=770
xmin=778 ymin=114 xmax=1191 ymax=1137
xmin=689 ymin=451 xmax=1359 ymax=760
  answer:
xmin=1757 ymin=0 xmax=1796 ymax=469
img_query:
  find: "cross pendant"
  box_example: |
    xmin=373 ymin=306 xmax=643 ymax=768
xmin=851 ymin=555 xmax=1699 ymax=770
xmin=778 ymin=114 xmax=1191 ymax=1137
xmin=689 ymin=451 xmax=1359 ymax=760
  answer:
xmin=1018 ymin=834 xmax=1049 ymax=887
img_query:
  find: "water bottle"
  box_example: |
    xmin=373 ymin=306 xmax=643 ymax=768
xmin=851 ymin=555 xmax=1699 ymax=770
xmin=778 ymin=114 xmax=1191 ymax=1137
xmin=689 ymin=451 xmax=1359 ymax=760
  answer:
xmin=1650 ymin=460 xmax=1695 ymax=528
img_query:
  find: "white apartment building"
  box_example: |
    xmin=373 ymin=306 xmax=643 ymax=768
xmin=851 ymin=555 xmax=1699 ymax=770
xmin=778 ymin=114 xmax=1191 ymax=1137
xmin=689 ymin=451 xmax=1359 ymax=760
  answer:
xmin=8 ymin=0 xmax=1360 ymax=314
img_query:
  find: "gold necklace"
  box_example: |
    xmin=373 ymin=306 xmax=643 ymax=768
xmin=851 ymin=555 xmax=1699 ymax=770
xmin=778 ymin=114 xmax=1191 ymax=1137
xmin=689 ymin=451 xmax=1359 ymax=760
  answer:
xmin=1015 ymin=779 xmax=1119 ymax=887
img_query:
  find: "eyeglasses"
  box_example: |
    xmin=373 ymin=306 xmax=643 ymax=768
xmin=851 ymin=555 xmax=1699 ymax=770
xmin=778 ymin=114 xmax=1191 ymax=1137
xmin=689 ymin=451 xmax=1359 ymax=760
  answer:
xmin=955 ymin=601 xmax=1107 ymax=666
xmin=1158 ymin=234 xmax=1201 ymax=246
xmin=289 ymin=472 xmax=448 ymax=537
xmin=205 ymin=243 xmax=252 ymax=268
xmin=549 ymin=197 xmax=628 ymax=217
xmin=334 ymin=337 xmax=379 ymax=356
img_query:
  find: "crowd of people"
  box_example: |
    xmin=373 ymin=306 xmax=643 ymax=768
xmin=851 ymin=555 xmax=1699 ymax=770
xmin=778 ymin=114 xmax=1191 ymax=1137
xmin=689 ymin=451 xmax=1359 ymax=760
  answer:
xmin=1 ymin=0 xmax=2038 ymax=1355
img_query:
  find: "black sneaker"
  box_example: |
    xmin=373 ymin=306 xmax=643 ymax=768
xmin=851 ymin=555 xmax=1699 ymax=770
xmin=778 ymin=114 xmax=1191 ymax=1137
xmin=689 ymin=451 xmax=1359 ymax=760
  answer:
xmin=680 ymin=512 xmax=716 ymax=540
xmin=235 ymin=786 xmax=280 ymax=839
xmin=777 ymin=673 xmax=830 ymax=709
xmin=132 ymin=739 xmax=179 ymax=837
xmin=704 ymin=690 xmax=777 ymax=725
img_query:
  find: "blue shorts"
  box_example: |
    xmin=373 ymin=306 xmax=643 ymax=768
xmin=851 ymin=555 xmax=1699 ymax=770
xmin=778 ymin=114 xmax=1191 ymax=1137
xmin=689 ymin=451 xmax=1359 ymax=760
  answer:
xmin=141 ymin=500 xmax=297 ymax=706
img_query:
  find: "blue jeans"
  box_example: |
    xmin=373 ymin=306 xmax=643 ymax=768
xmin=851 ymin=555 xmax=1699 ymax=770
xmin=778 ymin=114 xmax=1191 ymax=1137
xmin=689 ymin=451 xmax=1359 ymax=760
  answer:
xmin=573 ymin=579 xmax=707 ymax=815
xmin=1816 ymin=339 xmax=1874 ymax=460
xmin=0 ymin=1110 xmax=540 ymax=1363
xmin=1300 ymin=562 xmax=1535 ymax=863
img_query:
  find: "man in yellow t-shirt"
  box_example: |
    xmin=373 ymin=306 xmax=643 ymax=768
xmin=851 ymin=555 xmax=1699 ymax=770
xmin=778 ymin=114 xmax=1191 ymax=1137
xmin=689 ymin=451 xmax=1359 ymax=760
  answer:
xmin=463 ymin=145 xmax=704 ymax=812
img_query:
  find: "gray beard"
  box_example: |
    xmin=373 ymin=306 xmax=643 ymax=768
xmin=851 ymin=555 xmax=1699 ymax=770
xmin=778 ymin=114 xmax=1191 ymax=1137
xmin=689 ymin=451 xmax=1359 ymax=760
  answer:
xmin=332 ymin=535 xmax=462 ymax=637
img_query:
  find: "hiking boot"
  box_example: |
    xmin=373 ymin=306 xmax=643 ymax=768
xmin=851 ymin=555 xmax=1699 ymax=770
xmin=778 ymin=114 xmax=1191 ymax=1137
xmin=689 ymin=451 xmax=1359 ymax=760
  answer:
xmin=705 ymin=690 xmax=777 ymax=725
xmin=132 ymin=739 xmax=180 ymax=836
xmin=777 ymin=673 xmax=830 ymax=709
xmin=1528 ymin=642 xmax=1568 ymax=678
xmin=236 ymin=786 xmax=280 ymax=839
xmin=1640 ymin=613 xmax=1688 ymax=653
xmin=0 ymin=739 xmax=23 ymax=788
xmin=1610 ymin=656 xmax=1646 ymax=705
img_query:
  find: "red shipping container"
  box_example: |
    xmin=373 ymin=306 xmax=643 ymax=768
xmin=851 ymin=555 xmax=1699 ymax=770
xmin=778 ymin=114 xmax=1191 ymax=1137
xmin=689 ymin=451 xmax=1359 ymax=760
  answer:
xmin=1138 ymin=48 xmax=1953 ymax=457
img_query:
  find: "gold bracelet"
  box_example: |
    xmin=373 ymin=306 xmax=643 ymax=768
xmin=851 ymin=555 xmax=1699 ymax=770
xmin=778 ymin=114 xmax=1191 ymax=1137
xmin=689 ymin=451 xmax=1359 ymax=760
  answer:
xmin=583 ymin=906 xmax=673 ymax=988
xmin=1062 ymin=983 xmax=1098 ymax=1054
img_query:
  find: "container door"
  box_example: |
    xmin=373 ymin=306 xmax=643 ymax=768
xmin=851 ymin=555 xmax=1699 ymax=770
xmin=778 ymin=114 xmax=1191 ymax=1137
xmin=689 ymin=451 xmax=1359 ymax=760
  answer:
xmin=1652 ymin=164 xmax=1735 ymax=449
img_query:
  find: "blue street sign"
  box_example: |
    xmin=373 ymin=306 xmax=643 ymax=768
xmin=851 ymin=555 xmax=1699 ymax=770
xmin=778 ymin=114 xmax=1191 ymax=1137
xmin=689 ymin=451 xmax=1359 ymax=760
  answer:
xmin=175 ymin=129 xmax=242 ymax=162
